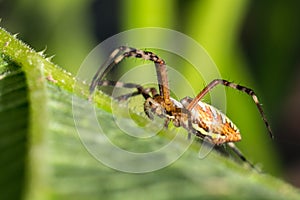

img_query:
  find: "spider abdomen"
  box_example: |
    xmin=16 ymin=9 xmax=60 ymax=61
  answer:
xmin=181 ymin=97 xmax=241 ymax=145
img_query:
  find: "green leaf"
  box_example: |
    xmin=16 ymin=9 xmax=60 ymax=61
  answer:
xmin=1 ymin=27 xmax=300 ymax=200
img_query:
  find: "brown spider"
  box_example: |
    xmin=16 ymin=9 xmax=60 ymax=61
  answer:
xmin=89 ymin=46 xmax=273 ymax=170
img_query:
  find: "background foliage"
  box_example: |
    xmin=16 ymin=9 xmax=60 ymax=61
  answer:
xmin=1 ymin=0 xmax=300 ymax=198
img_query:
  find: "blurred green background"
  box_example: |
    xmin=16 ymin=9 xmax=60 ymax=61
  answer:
xmin=1 ymin=0 xmax=300 ymax=188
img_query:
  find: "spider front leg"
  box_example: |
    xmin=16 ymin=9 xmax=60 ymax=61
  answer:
xmin=89 ymin=46 xmax=171 ymax=105
xmin=186 ymin=79 xmax=273 ymax=139
xmin=93 ymin=80 xmax=158 ymax=101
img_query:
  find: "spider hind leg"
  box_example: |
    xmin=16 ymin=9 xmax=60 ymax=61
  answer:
xmin=226 ymin=142 xmax=260 ymax=172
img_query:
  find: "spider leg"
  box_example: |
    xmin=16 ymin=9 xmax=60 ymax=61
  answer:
xmin=90 ymin=47 xmax=127 ymax=94
xmin=89 ymin=46 xmax=172 ymax=107
xmin=197 ymin=137 xmax=260 ymax=171
xmin=192 ymin=132 xmax=258 ymax=171
xmin=227 ymin=142 xmax=260 ymax=172
xmin=185 ymin=109 xmax=194 ymax=140
xmin=186 ymin=79 xmax=273 ymax=139
xmin=96 ymin=80 xmax=158 ymax=100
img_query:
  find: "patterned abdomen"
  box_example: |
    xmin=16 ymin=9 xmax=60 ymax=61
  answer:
xmin=181 ymin=97 xmax=241 ymax=145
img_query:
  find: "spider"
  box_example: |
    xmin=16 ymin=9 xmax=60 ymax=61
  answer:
xmin=89 ymin=46 xmax=273 ymax=170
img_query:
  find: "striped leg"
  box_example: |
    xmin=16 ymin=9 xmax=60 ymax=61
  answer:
xmin=227 ymin=142 xmax=259 ymax=171
xmin=96 ymin=80 xmax=158 ymax=101
xmin=186 ymin=79 xmax=273 ymax=139
xmin=89 ymin=46 xmax=171 ymax=105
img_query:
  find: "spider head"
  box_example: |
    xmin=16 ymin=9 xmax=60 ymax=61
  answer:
xmin=144 ymin=97 xmax=166 ymax=120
